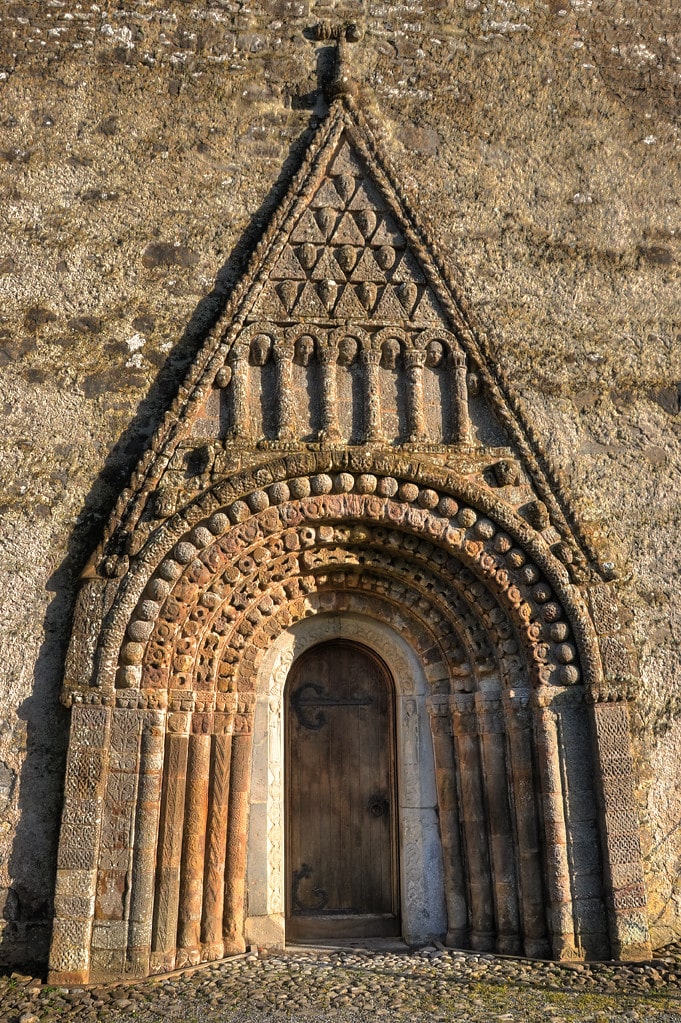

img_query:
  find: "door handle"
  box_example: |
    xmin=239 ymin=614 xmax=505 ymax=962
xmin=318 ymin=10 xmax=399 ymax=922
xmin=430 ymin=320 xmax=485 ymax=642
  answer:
xmin=367 ymin=794 xmax=389 ymax=818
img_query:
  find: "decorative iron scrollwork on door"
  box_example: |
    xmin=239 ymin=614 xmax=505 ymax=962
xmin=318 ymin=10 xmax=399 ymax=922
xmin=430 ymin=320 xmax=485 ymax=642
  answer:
xmin=290 ymin=682 xmax=373 ymax=730
xmin=291 ymin=863 xmax=329 ymax=914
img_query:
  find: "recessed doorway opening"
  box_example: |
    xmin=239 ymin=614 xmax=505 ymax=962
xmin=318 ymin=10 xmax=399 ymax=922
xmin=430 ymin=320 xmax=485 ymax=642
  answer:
xmin=285 ymin=640 xmax=400 ymax=941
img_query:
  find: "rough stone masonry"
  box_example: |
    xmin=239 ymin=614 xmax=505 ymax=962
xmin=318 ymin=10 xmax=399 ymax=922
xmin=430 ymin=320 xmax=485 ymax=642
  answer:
xmin=0 ymin=0 xmax=679 ymax=976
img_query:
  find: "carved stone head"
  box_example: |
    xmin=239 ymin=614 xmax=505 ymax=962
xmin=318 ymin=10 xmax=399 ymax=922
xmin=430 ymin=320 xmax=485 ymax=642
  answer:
xmin=381 ymin=338 xmax=401 ymax=370
xmin=250 ymin=335 xmax=272 ymax=366
xmin=337 ymin=336 xmax=358 ymax=367
xmin=294 ymin=335 xmax=315 ymax=366
xmin=493 ymin=459 xmax=519 ymax=487
xmin=426 ymin=340 xmax=445 ymax=368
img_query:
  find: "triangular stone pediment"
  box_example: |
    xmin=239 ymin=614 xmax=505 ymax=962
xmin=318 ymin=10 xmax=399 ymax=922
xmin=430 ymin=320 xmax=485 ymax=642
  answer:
xmin=90 ymin=86 xmax=607 ymax=587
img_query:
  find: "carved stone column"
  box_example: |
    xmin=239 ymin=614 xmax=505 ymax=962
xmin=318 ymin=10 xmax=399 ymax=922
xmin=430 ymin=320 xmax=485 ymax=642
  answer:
xmin=127 ymin=711 xmax=166 ymax=976
xmin=403 ymin=349 xmax=428 ymax=443
xmin=504 ymin=694 xmax=550 ymax=957
xmin=427 ymin=697 xmax=468 ymax=947
xmin=150 ymin=711 xmax=190 ymax=974
xmin=90 ymin=707 xmax=144 ymax=979
xmin=317 ymin=345 xmax=340 ymax=441
xmin=49 ymin=703 xmax=111 ymax=985
xmin=451 ymin=693 xmax=495 ymax=951
xmin=176 ymin=714 xmax=212 ymax=967
xmin=449 ymin=350 xmax=470 ymax=443
xmin=273 ymin=344 xmax=296 ymax=441
xmin=201 ymin=694 xmax=237 ymax=960
xmin=476 ymin=694 xmax=521 ymax=954
xmin=361 ymin=348 xmax=383 ymax=443
xmin=223 ymin=694 xmax=256 ymax=953
xmin=534 ymin=699 xmax=579 ymax=959
xmin=589 ymin=698 xmax=652 ymax=959
xmin=227 ymin=348 xmax=249 ymax=442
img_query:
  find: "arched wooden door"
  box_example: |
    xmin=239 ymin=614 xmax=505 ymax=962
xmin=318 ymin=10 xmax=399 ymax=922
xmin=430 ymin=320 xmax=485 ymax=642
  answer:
xmin=285 ymin=641 xmax=400 ymax=940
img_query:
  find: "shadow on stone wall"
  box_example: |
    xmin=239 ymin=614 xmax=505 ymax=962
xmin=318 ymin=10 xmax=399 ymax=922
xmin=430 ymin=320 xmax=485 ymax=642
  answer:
xmin=0 ymin=89 xmax=326 ymax=974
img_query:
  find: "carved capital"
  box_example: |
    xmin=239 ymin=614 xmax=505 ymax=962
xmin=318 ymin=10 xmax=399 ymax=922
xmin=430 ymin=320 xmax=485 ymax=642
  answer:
xmin=403 ymin=349 xmax=427 ymax=370
xmin=317 ymin=345 xmax=338 ymax=366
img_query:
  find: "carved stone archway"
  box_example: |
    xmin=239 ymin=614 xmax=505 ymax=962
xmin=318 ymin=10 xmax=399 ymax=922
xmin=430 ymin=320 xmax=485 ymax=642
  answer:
xmin=51 ymin=458 xmax=651 ymax=981
xmin=49 ymin=40 xmax=651 ymax=983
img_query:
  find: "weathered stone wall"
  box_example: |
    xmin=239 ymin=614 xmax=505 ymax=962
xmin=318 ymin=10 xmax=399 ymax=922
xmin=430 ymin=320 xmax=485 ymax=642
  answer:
xmin=0 ymin=0 xmax=679 ymax=967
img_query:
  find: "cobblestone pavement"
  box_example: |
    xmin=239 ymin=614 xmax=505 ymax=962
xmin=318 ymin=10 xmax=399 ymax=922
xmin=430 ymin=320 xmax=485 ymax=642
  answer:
xmin=3 ymin=944 xmax=681 ymax=1023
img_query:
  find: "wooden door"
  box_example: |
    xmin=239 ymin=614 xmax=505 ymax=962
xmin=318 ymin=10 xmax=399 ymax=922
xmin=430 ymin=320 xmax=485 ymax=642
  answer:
xmin=285 ymin=641 xmax=400 ymax=940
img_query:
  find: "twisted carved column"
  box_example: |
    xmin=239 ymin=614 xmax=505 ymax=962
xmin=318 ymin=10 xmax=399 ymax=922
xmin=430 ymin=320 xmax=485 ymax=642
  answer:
xmin=476 ymin=694 xmax=521 ymax=954
xmin=127 ymin=712 xmax=165 ymax=975
xmin=427 ymin=697 xmax=469 ymax=947
xmin=317 ymin=345 xmax=340 ymax=441
xmin=451 ymin=693 xmax=495 ymax=951
xmin=176 ymin=716 xmax=212 ymax=966
xmin=403 ymin=349 xmax=428 ymax=443
xmin=504 ymin=695 xmax=551 ymax=957
xmin=449 ymin=351 xmax=470 ymax=444
xmin=151 ymin=711 xmax=190 ymax=973
xmin=201 ymin=695 xmax=237 ymax=959
xmin=361 ymin=348 xmax=383 ymax=443
xmin=534 ymin=700 xmax=579 ymax=959
xmin=223 ymin=695 xmax=256 ymax=953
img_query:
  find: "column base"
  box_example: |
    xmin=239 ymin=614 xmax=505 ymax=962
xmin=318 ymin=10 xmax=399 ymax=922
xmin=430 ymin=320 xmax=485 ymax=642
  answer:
xmin=612 ymin=939 xmax=653 ymax=961
xmin=174 ymin=946 xmax=201 ymax=969
xmin=470 ymin=930 xmax=496 ymax=952
xmin=523 ymin=937 xmax=552 ymax=959
xmin=497 ymin=934 xmax=523 ymax=955
xmin=445 ymin=929 xmax=469 ymax=949
xmin=201 ymin=940 xmax=225 ymax=962
xmin=47 ymin=969 xmax=90 ymax=986
xmin=223 ymin=932 xmax=247 ymax=955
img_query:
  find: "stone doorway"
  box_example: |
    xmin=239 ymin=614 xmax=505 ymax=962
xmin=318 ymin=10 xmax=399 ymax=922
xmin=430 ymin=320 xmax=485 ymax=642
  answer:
xmin=47 ymin=48 xmax=653 ymax=978
xmin=243 ymin=611 xmax=447 ymax=954
xmin=285 ymin=641 xmax=400 ymax=941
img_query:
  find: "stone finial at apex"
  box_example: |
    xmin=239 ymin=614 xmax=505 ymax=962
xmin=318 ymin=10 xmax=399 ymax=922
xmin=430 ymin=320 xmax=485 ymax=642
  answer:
xmin=312 ymin=21 xmax=363 ymax=104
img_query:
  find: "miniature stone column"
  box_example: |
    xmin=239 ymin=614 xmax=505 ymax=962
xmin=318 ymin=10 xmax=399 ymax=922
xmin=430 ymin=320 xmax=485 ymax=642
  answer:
xmin=150 ymin=711 xmax=190 ymax=973
xmin=49 ymin=703 xmax=112 ymax=985
xmin=176 ymin=712 xmax=212 ymax=967
xmin=534 ymin=699 xmax=579 ymax=959
xmin=451 ymin=693 xmax=495 ymax=951
xmin=427 ymin=697 xmax=469 ymax=946
xmin=127 ymin=711 xmax=166 ymax=976
xmin=201 ymin=694 xmax=237 ymax=960
xmin=227 ymin=346 xmax=249 ymax=441
xmin=223 ymin=694 xmax=256 ymax=953
xmin=504 ymin=695 xmax=551 ymax=957
xmin=317 ymin=344 xmax=341 ymax=441
xmin=273 ymin=344 xmax=296 ymax=441
xmin=361 ymin=347 xmax=383 ymax=443
xmin=476 ymin=694 xmax=521 ymax=954
xmin=403 ymin=349 xmax=428 ymax=443
xmin=449 ymin=350 xmax=470 ymax=444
